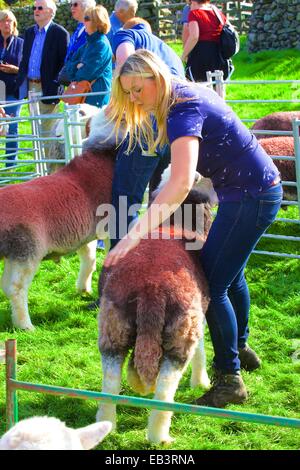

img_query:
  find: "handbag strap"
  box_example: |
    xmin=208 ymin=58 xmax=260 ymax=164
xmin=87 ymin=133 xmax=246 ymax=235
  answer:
xmin=211 ymin=5 xmax=225 ymax=26
xmin=70 ymin=79 xmax=96 ymax=87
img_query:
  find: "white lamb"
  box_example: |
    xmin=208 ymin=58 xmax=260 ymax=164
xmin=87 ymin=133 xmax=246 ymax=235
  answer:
xmin=0 ymin=416 xmax=112 ymax=450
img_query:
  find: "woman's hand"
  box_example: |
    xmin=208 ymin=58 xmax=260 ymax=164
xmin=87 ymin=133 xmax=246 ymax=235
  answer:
xmin=0 ymin=63 xmax=18 ymax=74
xmin=104 ymin=234 xmax=141 ymax=268
xmin=76 ymin=63 xmax=84 ymax=69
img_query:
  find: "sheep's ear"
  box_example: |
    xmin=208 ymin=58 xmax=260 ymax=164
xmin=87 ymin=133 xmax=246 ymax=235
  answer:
xmin=76 ymin=421 xmax=112 ymax=450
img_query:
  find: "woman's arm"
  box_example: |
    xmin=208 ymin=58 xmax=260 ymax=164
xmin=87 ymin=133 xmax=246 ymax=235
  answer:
xmin=115 ymin=42 xmax=135 ymax=70
xmin=181 ymin=20 xmax=199 ymax=62
xmin=104 ymin=136 xmax=200 ymax=267
xmin=73 ymin=42 xmax=111 ymax=82
xmin=182 ymin=22 xmax=189 ymax=46
xmin=64 ymin=47 xmax=82 ymax=80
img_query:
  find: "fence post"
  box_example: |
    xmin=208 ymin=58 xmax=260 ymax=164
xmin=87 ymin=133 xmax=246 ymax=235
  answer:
xmin=154 ymin=0 xmax=161 ymax=37
xmin=72 ymin=104 xmax=84 ymax=156
xmin=215 ymin=70 xmax=225 ymax=99
xmin=63 ymin=104 xmax=74 ymax=162
xmin=206 ymin=71 xmax=214 ymax=90
xmin=28 ymin=90 xmax=48 ymax=177
xmin=0 ymin=80 xmax=5 ymax=103
xmin=292 ymin=119 xmax=300 ymax=219
xmin=5 ymin=339 xmax=18 ymax=430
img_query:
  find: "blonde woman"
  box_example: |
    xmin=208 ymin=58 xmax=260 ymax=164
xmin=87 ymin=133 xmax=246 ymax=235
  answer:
xmin=0 ymin=10 xmax=23 ymax=167
xmin=64 ymin=5 xmax=112 ymax=108
xmin=103 ymin=49 xmax=282 ymax=408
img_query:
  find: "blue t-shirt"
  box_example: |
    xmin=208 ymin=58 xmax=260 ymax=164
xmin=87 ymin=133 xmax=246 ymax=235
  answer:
xmin=181 ymin=5 xmax=190 ymax=24
xmin=112 ymin=24 xmax=185 ymax=78
xmin=106 ymin=11 xmax=123 ymax=46
xmin=167 ymin=82 xmax=279 ymax=202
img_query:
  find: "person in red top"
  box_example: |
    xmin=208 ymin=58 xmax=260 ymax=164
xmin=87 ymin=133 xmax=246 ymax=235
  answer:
xmin=181 ymin=0 xmax=231 ymax=82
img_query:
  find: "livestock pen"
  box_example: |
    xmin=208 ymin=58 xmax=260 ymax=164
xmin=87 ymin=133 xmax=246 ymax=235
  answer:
xmin=0 ymin=46 xmax=300 ymax=450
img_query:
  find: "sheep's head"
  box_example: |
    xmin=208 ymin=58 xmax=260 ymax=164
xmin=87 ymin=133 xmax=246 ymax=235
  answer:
xmin=149 ymin=165 xmax=217 ymax=242
xmin=150 ymin=164 xmax=218 ymax=207
xmin=83 ymin=107 xmax=126 ymax=152
xmin=0 ymin=417 xmax=112 ymax=450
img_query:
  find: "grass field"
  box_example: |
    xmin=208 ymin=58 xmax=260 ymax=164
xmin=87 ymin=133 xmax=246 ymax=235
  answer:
xmin=0 ymin=40 xmax=300 ymax=450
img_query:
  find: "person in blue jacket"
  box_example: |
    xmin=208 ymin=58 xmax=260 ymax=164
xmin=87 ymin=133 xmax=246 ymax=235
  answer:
xmin=86 ymin=18 xmax=185 ymax=310
xmin=65 ymin=0 xmax=96 ymax=63
xmin=109 ymin=17 xmax=185 ymax=249
xmin=106 ymin=0 xmax=138 ymax=48
xmin=0 ymin=10 xmax=23 ymax=167
xmin=64 ymin=5 xmax=112 ymax=108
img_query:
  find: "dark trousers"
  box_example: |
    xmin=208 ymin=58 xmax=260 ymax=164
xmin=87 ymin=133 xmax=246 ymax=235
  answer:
xmin=4 ymin=95 xmax=21 ymax=167
xmin=200 ymin=183 xmax=283 ymax=373
xmin=186 ymin=41 xmax=230 ymax=82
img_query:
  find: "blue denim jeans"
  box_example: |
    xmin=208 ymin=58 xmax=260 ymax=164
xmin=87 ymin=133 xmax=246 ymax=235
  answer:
xmin=5 ymin=95 xmax=21 ymax=167
xmin=110 ymin=138 xmax=170 ymax=249
xmin=200 ymin=183 xmax=283 ymax=373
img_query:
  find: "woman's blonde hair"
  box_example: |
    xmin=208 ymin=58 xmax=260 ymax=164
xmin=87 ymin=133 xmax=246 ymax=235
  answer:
xmin=0 ymin=10 xmax=19 ymax=36
xmin=85 ymin=5 xmax=110 ymax=34
xmin=108 ymin=49 xmax=181 ymax=153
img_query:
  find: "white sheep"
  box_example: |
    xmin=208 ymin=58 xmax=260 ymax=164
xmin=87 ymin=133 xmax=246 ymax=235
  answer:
xmin=49 ymin=103 xmax=100 ymax=165
xmin=0 ymin=416 xmax=112 ymax=450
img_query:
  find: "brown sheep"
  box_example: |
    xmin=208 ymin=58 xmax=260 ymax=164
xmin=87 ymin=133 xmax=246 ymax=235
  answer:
xmin=259 ymin=136 xmax=297 ymax=203
xmin=251 ymin=111 xmax=300 ymax=139
xmin=96 ymin=175 xmax=216 ymax=444
xmin=0 ymin=109 xmax=122 ymax=330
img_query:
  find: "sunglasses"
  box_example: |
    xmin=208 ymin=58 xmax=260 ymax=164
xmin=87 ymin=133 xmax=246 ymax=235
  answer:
xmin=32 ymin=6 xmax=44 ymax=11
xmin=83 ymin=15 xmax=91 ymax=21
xmin=71 ymin=2 xmax=79 ymax=7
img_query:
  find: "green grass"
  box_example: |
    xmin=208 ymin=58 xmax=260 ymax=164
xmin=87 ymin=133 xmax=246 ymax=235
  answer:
xmin=171 ymin=36 xmax=300 ymax=119
xmin=0 ymin=41 xmax=300 ymax=450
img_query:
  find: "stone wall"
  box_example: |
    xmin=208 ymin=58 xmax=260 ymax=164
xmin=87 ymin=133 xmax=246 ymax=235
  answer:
xmin=247 ymin=0 xmax=300 ymax=52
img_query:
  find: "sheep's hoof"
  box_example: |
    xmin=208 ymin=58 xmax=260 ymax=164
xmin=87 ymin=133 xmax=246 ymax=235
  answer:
xmin=161 ymin=436 xmax=175 ymax=445
xmin=190 ymin=372 xmax=211 ymax=390
xmin=77 ymin=286 xmax=93 ymax=295
xmin=148 ymin=433 xmax=175 ymax=445
xmin=14 ymin=323 xmax=35 ymax=332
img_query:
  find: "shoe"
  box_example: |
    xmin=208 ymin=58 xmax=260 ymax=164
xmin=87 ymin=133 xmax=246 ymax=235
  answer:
xmin=97 ymin=240 xmax=105 ymax=250
xmin=195 ymin=371 xmax=248 ymax=408
xmin=86 ymin=298 xmax=100 ymax=310
xmin=238 ymin=344 xmax=261 ymax=371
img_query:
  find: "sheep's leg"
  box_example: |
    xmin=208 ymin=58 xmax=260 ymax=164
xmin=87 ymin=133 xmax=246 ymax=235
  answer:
xmin=147 ymin=358 xmax=185 ymax=445
xmin=96 ymin=352 xmax=125 ymax=431
xmin=76 ymin=240 xmax=97 ymax=293
xmin=190 ymin=323 xmax=210 ymax=389
xmin=1 ymin=258 xmax=40 ymax=330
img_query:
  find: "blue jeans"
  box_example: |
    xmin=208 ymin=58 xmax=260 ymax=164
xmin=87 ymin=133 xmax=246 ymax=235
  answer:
xmin=110 ymin=138 xmax=170 ymax=249
xmin=200 ymin=183 xmax=283 ymax=373
xmin=5 ymin=95 xmax=21 ymax=167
